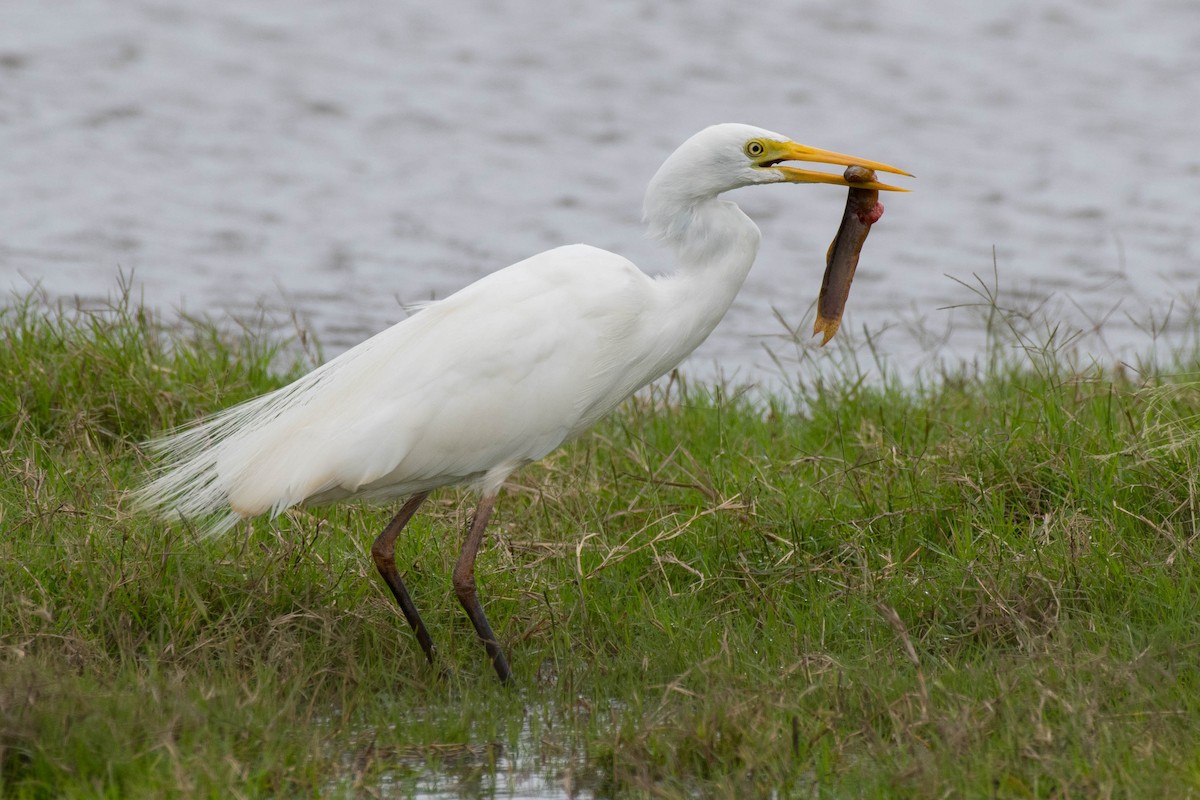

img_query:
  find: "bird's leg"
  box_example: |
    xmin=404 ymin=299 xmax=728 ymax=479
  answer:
xmin=370 ymin=491 xmax=437 ymax=666
xmin=452 ymin=493 xmax=512 ymax=683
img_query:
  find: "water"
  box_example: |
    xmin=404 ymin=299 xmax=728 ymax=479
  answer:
xmin=2 ymin=1 xmax=1197 ymax=382
xmin=316 ymin=695 xmax=602 ymax=799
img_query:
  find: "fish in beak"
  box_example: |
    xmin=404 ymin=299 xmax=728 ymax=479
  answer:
xmin=755 ymin=141 xmax=911 ymax=345
xmin=814 ymin=165 xmax=887 ymax=344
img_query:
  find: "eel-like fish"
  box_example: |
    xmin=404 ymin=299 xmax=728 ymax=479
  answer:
xmin=813 ymin=165 xmax=885 ymax=345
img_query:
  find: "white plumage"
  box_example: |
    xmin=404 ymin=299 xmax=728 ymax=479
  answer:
xmin=142 ymin=244 xmax=650 ymax=529
xmin=136 ymin=123 xmax=909 ymax=681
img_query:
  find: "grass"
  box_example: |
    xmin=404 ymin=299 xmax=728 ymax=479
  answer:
xmin=3 ymin=282 xmax=1200 ymax=798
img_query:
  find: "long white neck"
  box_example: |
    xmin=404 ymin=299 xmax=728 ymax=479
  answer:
xmin=637 ymin=187 xmax=762 ymax=379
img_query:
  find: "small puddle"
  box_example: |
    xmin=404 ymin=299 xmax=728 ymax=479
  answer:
xmin=325 ymin=699 xmax=603 ymax=799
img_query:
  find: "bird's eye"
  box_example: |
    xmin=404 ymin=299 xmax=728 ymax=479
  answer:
xmin=745 ymin=140 xmax=766 ymax=158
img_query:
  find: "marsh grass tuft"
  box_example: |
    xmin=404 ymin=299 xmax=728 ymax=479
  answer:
xmin=3 ymin=279 xmax=1200 ymax=797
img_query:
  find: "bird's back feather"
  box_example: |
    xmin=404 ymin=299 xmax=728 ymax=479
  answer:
xmin=135 ymin=245 xmax=656 ymax=533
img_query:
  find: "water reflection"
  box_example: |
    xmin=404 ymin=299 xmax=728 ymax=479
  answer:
xmin=329 ymin=701 xmax=598 ymax=800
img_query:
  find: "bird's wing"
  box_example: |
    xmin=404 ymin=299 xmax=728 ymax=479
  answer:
xmin=138 ymin=245 xmax=654 ymax=530
xmin=308 ymin=245 xmax=654 ymax=497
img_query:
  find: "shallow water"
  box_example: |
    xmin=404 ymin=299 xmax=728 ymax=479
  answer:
xmin=2 ymin=0 xmax=1198 ymax=383
xmin=323 ymin=699 xmax=598 ymax=800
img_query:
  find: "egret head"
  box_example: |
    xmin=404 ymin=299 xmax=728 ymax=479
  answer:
xmin=648 ymin=123 xmax=910 ymax=204
xmin=643 ymin=123 xmax=910 ymax=256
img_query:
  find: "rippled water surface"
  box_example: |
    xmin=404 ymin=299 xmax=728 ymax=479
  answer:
xmin=3 ymin=0 xmax=1198 ymax=381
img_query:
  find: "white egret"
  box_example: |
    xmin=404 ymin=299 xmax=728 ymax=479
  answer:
xmin=136 ymin=123 xmax=910 ymax=682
